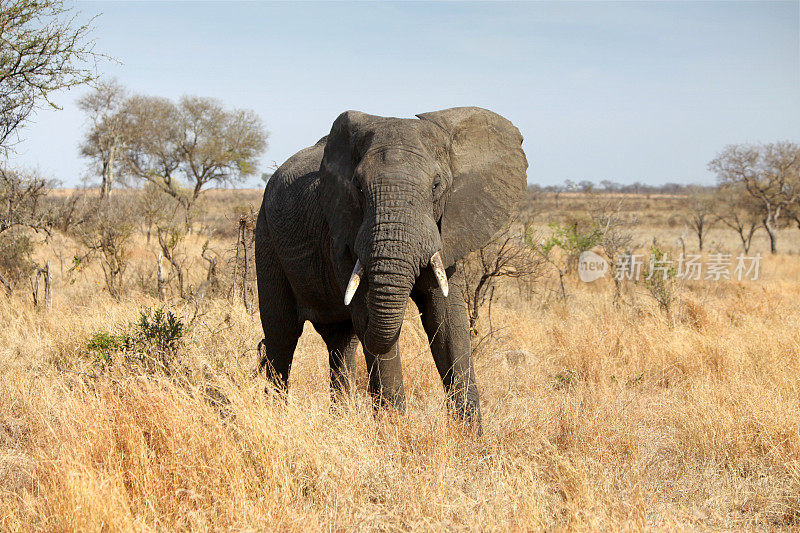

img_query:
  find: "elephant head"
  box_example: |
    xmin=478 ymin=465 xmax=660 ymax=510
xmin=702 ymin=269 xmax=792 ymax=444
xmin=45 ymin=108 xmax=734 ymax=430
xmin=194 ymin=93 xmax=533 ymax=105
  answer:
xmin=319 ymin=107 xmax=528 ymax=355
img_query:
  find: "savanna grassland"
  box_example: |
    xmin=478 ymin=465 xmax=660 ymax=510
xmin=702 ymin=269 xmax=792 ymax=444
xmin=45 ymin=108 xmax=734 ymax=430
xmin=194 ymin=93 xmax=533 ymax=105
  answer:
xmin=1 ymin=190 xmax=799 ymax=531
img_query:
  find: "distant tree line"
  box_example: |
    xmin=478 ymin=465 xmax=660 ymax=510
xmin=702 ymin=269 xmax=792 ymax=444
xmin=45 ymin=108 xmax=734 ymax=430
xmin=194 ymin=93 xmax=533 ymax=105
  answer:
xmin=527 ymin=141 xmax=800 ymax=254
xmin=529 ymin=180 xmax=716 ymax=196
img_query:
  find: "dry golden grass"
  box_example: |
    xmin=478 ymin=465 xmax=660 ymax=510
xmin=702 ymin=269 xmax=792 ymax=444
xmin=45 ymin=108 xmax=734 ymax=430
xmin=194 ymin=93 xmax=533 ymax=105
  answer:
xmin=1 ymin=191 xmax=799 ymax=530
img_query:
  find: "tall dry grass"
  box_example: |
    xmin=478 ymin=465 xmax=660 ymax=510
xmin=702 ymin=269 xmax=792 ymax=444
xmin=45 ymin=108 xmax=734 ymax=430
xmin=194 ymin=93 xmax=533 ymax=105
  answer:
xmin=0 ymin=191 xmax=798 ymax=530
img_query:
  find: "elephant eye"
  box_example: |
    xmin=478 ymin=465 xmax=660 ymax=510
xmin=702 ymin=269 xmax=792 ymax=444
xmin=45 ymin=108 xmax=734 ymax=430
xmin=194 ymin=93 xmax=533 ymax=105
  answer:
xmin=354 ymin=182 xmax=363 ymax=194
xmin=432 ymin=179 xmax=441 ymax=192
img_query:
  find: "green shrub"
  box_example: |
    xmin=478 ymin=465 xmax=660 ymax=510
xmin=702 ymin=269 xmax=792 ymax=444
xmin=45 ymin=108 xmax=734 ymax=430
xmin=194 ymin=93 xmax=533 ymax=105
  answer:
xmin=529 ymin=222 xmax=603 ymax=301
xmin=87 ymin=331 xmax=129 ymax=365
xmin=85 ymin=307 xmax=185 ymax=371
xmin=539 ymin=221 xmax=602 ymax=258
xmin=643 ymin=245 xmax=679 ymax=324
xmin=136 ymin=307 xmax=184 ymax=355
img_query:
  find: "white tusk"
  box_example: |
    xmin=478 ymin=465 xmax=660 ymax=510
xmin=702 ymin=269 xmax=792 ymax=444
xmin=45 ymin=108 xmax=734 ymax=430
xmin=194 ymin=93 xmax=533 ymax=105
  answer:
xmin=344 ymin=259 xmax=363 ymax=306
xmin=430 ymin=251 xmax=449 ymax=297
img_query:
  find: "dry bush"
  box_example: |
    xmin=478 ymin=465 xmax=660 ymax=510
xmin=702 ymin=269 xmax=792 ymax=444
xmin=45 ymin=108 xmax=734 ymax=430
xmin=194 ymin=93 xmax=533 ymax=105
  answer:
xmin=0 ymin=230 xmax=36 ymax=290
xmin=591 ymin=198 xmax=637 ymax=302
xmin=715 ymin=183 xmax=763 ymax=253
xmin=675 ymin=186 xmax=717 ymax=251
xmin=228 ymin=208 xmax=257 ymax=309
xmin=461 ymin=220 xmax=546 ymax=333
xmin=0 ymin=167 xmax=52 ymax=292
xmin=0 ymin=167 xmax=51 ymax=234
xmin=155 ymin=205 xmax=191 ymax=299
xmin=73 ymin=196 xmax=140 ymax=299
xmin=45 ymin=189 xmax=93 ymax=234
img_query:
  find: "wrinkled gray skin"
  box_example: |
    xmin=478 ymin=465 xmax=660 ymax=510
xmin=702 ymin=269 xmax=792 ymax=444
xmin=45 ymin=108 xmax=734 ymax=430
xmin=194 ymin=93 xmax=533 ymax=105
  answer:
xmin=255 ymin=107 xmax=527 ymax=429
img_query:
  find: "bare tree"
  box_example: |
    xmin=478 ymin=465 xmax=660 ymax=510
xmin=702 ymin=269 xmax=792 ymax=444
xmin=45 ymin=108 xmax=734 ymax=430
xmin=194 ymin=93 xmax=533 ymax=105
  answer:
xmin=545 ymin=184 xmax=563 ymax=209
xmin=0 ymin=228 xmax=34 ymax=293
xmin=46 ymin=188 xmax=90 ymax=233
xmin=78 ymin=79 xmax=128 ymax=198
xmin=591 ymin=198 xmax=636 ymax=303
xmin=678 ymin=186 xmax=716 ymax=251
xmin=136 ymin=182 xmax=174 ymax=244
xmin=200 ymin=240 xmax=220 ymax=294
xmin=30 ymin=260 xmax=51 ymax=310
xmin=74 ymin=197 xmax=138 ymax=299
xmin=715 ymin=184 xmax=761 ymax=253
xmin=0 ymin=166 xmax=49 ymax=234
xmin=0 ymin=167 xmax=52 ymax=293
xmin=153 ymin=198 xmax=190 ymax=299
xmin=461 ymin=221 xmax=545 ymax=332
xmin=0 ymin=0 xmax=99 ymax=150
xmin=230 ymin=210 xmax=257 ymax=309
xmin=709 ymin=142 xmax=800 ymax=254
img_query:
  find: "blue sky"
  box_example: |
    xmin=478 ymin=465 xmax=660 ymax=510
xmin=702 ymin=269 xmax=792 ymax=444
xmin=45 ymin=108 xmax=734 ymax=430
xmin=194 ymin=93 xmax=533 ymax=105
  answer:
xmin=6 ymin=1 xmax=800 ymax=187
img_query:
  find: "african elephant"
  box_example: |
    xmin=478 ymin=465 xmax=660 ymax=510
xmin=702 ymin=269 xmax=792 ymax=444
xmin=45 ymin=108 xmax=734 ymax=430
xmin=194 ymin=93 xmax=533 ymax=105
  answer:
xmin=255 ymin=107 xmax=528 ymax=428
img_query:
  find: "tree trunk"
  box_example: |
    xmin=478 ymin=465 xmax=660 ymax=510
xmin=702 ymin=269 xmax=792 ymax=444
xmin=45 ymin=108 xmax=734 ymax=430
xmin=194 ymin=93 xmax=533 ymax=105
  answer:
xmin=487 ymin=285 xmax=495 ymax=334
xmin=742 ymin=225 xmax=757 ymax=254
xmin=738 ymin=231 xmax=749 ymax=254
xmin=44 ymin=260 xmax=52 ymax=310
xmin=105 ymin=145 xmax=115 ymax=198
xmin=31 ymin=275 xmax=38 ymax=308
xmin=230 ymin=230 xmax=240 ymax=302
xmin=157 ymin=252 xmax=166 ymax=301
xmin=99 ymin=160 xmax=109 ymax=199
xmin=763 ymin=217 xmax=778 ymax=254
xmin=695 ymin=217 xmax=705 ymax=251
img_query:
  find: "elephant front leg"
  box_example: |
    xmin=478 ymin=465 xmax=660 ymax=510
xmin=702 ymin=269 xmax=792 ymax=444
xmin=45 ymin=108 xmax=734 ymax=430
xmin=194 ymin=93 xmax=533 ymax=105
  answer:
xmin=364 ymin=341 xmax=406 ymax=414
xmin=330 ymin=339 xmax=358 ymax=402
xmin=259 ymin=333 xmax=300 ymax=394
xmin=313 ymin=322 xmax=358 ymax=404
xmin=412 ymin=267 xmax=482 ymax=432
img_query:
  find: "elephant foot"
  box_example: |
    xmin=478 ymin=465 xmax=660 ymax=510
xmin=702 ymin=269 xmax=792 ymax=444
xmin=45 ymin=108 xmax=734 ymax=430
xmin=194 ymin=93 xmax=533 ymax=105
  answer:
xmin=371 ymin=389 xmax=407 ymax=415
xmin=450 ymin=402 xmax=482 ymax=437
xmin=446 ymin=383 xmax=482 ymax=436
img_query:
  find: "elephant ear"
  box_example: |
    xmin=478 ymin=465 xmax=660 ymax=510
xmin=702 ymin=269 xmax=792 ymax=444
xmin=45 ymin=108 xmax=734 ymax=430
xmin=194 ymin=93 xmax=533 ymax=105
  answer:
xmin=417 ymin=107 xmax=528 ymax=267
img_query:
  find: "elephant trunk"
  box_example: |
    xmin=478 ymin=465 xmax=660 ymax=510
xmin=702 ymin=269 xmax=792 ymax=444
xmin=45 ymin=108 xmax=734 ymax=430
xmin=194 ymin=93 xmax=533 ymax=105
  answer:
xmin=363 ymin=219 xmax=420 ymax=355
